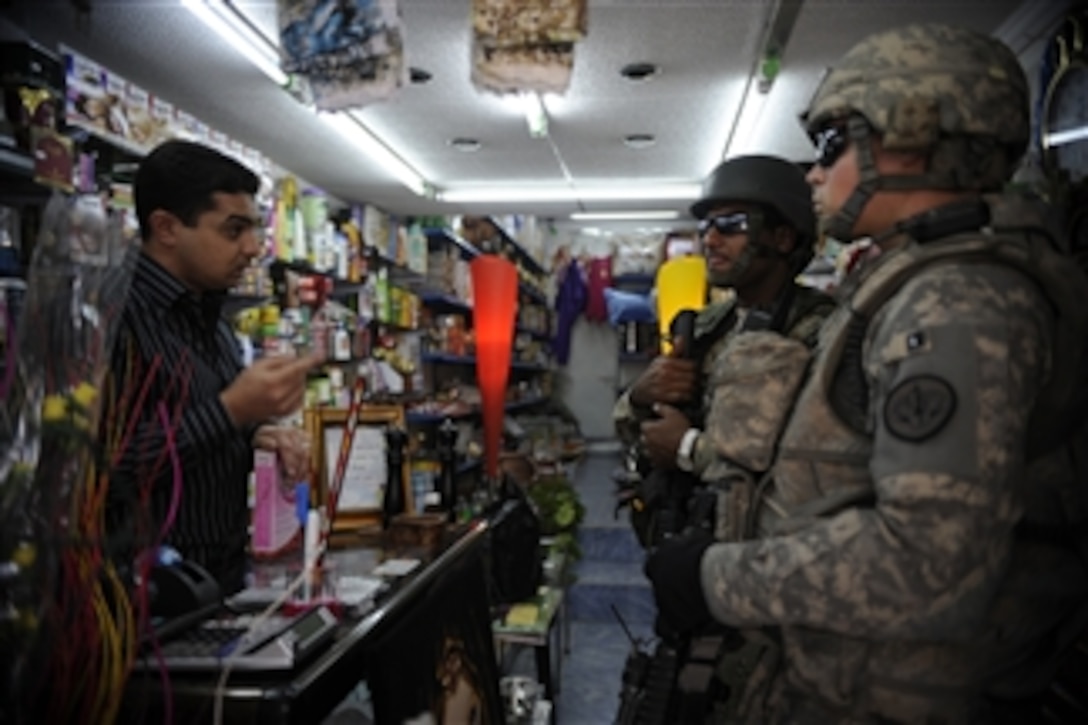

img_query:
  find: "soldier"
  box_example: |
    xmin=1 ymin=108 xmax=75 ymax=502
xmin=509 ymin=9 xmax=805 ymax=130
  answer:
xmin=644 ymin=23 xmax=1088 ymax=723
xmin=613 ymin=155 xmax=834 ymax=547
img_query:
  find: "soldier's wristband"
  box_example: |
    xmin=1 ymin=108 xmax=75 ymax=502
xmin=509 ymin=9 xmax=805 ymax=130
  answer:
xmin=676 ymin=428 xmax=700 ymax=472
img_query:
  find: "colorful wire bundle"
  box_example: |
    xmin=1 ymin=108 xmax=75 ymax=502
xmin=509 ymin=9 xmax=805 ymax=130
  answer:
xmin=0 ymin=194 xmax=169 ymax=725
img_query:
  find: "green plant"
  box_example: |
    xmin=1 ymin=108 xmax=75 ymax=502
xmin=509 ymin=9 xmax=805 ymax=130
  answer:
xmin=526 ymin=474 xmax=585 ymax=561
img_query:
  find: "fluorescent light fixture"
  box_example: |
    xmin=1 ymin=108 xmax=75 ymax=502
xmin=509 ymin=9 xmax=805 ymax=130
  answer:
xmin=522 ymin=92 xmax=549 ymax=138
xmin=1045 ymin=125 xmax=1088 ymax=147
xmin=439 ymin=184 xmax=700 ymax=204
xmin=182 ymin=0 xmax=287 ymax=86
xmin=724 ymin=84 xmax=771 ymax=158
xmin=320 ymin=111 xmax=429 ymax=196
xmin=570 ymin=211 xmax=681 ymax=221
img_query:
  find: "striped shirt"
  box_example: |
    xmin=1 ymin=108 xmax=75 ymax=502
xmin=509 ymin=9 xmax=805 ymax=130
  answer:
xmin=107 ymin=251 xmax=253 ymax=587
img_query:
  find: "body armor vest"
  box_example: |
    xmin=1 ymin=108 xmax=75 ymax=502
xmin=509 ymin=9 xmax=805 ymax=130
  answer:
xmin=754 ymin=202 xmax=1088 ymax=539
xmin=738 ymin=200 xmax=1088 ymax=720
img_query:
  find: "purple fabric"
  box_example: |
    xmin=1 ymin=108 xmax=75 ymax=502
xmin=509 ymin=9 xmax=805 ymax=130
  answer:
xmin=553 ymin=261 xmax=587 ymax=365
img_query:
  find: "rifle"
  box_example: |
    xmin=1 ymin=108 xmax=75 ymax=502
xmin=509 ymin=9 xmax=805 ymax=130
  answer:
xmin=614 ymin=602 xmax=728 ymax=725
xmin=614 ymin=309 xmax=706 ymax=548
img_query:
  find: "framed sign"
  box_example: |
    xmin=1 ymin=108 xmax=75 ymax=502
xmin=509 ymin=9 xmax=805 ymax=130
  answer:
xmin=305 ymin=404 xmax=410 ymax=533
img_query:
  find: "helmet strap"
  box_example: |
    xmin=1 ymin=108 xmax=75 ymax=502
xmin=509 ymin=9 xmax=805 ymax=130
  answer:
xmin=826 ymin=116 xmax=882 ymax=241
xmin=826 ymin=116 xmax=966 ymax=240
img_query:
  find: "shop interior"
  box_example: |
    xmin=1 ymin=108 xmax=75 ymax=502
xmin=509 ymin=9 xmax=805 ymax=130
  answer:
xmin=0 ymin=0 xmax=1086 ymax=723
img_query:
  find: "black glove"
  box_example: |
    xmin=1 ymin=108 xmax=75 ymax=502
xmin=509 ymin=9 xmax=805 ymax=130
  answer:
xmin=643 ymin=529 xmax=714 ymax=639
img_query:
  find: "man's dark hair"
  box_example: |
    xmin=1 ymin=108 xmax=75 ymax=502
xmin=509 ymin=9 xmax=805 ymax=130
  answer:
xmin=134 ymin=139 xmax=260 ymax=242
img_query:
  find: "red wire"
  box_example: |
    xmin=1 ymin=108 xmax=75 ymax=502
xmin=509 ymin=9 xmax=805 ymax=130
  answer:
xmin=111 ymin=347 xmax=163 ymax=467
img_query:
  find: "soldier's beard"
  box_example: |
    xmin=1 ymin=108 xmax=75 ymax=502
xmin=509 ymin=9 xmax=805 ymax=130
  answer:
xmin=707 ymin=242 xmax=756 ymax=289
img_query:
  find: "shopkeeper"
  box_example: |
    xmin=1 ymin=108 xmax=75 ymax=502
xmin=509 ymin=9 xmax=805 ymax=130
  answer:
xmin=105 ymin=139 xmax=321 ymax=594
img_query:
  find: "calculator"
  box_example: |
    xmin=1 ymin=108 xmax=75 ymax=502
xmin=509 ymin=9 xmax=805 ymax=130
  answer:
xmin=137 ymin=605 xmax=338 ymax=672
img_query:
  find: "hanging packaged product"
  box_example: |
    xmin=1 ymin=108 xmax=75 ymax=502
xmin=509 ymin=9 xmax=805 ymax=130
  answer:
xmin=278 ymin=0 xmax=407 ymax=111
xmin=470 ymin=0 xmax=588 ymax=95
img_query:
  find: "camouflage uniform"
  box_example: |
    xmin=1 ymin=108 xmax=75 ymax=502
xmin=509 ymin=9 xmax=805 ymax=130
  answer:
xmin=697 ymin=24 xmax=1088 ymax=723
xmin=614 ymin=154 xmax=835 ymax=524
xmin=613 ymin=285 xmax=830 ymax=456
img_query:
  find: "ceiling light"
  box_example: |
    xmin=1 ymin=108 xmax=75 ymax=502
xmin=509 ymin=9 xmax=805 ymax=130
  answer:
xmin=720 ymin=0 xmax=801 ymax=158
xmin=623 ymin=134 xmax=656 ymax=149
xmin=449 ymin=137 xmax=482 ymax=152
xmin=522 ymin=92 xmax=549 ymax=138
xmin=320 ymin=111 xmax=430 ymax=196
xmin=620 ymin=62 xmax=659 ymax=82
xmin=438 ymin=184 xmax=700 ymax=204
xmin=181 ymin=0 xmax=287 ymax=86
xmin=724 ymin=83 xmax=771 ymax=158
xmin=570 ymin=211 xmax=680 ymax=221
xmin=1045 ymin=125 xmax=1088 ymax=147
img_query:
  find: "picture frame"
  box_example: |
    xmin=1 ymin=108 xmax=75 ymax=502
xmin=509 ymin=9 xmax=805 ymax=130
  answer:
xmin=305 ymin=404 xmax=411 ymax=534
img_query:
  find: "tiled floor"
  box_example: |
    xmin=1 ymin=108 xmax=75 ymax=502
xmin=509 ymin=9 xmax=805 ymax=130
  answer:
xmin=505 ymin=448 xmax=657 ymax=724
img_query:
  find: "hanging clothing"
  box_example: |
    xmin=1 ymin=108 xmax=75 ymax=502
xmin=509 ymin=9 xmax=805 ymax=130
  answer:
xmin=584 ymin=255 xmax=613 ymax=323
xmin=552 ymin=259 xmax=587 ymax=365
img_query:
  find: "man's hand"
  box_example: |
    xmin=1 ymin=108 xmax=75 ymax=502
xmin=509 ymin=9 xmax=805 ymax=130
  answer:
xmin=644 ymin=529 xmax=715 ymax=639
xmin=220 ymin=351 xmax=324 ymax=427
xmin=628 ymin=356 xmax=698 ymax=408
xmin=253 ymin=425 xmax=312 ymax=482
xmin=640 ymin=403 xmax=691 ymax=469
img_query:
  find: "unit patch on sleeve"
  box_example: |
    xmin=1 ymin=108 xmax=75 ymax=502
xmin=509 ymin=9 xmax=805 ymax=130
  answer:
xmin=883 ymin=374 xmax=957 ymax=442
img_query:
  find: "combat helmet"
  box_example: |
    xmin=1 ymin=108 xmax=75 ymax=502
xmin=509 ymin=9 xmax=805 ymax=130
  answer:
xmin=691 ymin=154 xmax=816 ymax=277
xmin=802 ymin=23 xmax=1029 ymax=240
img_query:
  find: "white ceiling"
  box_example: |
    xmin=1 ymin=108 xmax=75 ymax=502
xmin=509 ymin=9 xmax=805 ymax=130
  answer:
xmin=0 ymin=0 xmax=1068 ymax=227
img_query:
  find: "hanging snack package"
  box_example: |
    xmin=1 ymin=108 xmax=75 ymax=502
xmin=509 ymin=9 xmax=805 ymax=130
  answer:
xmin=278 ymin=0 xmax=407 ymax=111
xmin=470 ymin=0 xmax=587 ymax=95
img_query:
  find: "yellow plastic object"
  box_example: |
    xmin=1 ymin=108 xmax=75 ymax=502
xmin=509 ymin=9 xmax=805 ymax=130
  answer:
xmin=655 ymin=255 xmax=707 ymax=353
xmin=505 ymin=603 xmax=540 ymax=627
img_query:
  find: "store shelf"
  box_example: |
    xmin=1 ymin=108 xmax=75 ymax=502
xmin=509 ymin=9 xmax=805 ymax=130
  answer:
xmin=419 ymin=292 xmax=471 ymax=314
xmin=406 ymin=396 xmax=546 ymax=425
xmin=370 ymin=250 xmax=429 ymax=293
xmin=519 ymin=284 xmax=548 ymax=305
xmin=269 ymin=258 xmax=361 ymax=291
xmin=487 ymin=216 xmax=546 ymax=277
xmin=505 ymin=397 xmax=549 ymax=413
xmin=421 ymin=352 xmax=474 ymax=366
xmin=420 ymin=352 xmax=548 ymax=372
xmin=320 ymin=356 xmax=369 ymax=366
xmin=424 ymin=228 xmax=479 ymax=260
xmin=424 ymin=227 xmax=547 ymax=305
xmin=0 ymin=142 xmax=52 ymax=204
xmin=511 ymin=360 xmax=550 ymax=372
xmin=223 ymin=293 xmax=269 ymax=316
xmin=516 ymin=326 xmax=550 ymax=342
xmin=0 ymin=144 xmax=33 ymax=177
xmin=332 ymin=279 xmax=367 ymax=296
xmin=406 ymin=408 xmax=475 ymax=425
xmin=371 ymin=319 xmax=420 ymax=333
xmin=457 ymin=459 xmax=482 ymax=477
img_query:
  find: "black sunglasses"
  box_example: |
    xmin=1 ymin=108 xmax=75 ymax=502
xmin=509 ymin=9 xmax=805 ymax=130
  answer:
xmin=812 ymin=123 xmax=850 ymax=169
xmin=698 ymin=212 xmax=750 ymax=237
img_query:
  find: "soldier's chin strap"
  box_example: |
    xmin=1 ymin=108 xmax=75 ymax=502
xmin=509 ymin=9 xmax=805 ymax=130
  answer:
xmin=826 ymin=115 xmax=968 ymax=242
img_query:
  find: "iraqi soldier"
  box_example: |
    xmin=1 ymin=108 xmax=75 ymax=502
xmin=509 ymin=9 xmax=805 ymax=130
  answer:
xmin=644 ymin=23 xmax=1088 ymax=723
xmin=613 ymin=155 xmax=834 ymax=546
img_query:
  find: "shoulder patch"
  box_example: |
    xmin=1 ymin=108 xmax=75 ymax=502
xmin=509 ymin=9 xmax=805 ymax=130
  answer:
xmin=883 ymin=374 xmax=957 ymax=442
